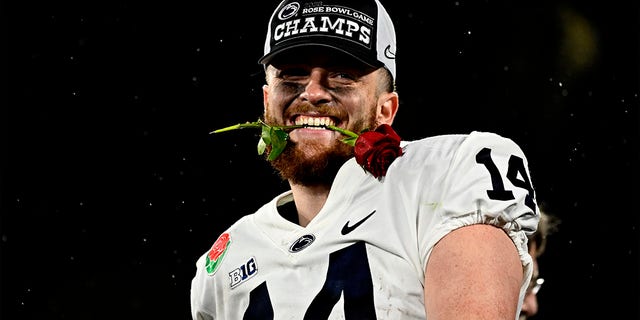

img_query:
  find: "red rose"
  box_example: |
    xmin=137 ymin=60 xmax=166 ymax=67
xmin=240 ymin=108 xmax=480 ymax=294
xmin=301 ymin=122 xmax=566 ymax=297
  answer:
xmin=354 ymin=124 xmax=403 ymax=179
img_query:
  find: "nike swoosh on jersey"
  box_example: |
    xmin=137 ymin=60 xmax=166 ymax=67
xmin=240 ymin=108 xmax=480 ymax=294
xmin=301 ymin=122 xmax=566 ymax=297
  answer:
xmin=341 ymin=210 xmax=376 ymax=235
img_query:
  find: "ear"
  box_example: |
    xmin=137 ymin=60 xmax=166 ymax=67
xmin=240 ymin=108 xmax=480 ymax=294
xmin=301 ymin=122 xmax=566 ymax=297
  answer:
xmin=377 ymin=91 xmax=399 ymax=125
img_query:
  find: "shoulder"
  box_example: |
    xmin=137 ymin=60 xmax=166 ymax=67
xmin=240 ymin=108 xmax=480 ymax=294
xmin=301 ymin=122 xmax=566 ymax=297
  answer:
xmin=385 ymin=131 xmax=529 ymax=184
xmin=403 ymin=131 xmax=522 ymax=152
xmin=399 ymin=131 xmax=526 ymax=163
xmin=401 ymin=133 xmax=466 ymax=158
xmin=195 ymin=190 xmax=291 ymax=266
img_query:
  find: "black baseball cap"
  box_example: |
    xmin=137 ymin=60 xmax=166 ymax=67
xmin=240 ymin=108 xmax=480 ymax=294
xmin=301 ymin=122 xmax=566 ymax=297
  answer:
xmin=258 ymin=0 xmax=397 ymax=80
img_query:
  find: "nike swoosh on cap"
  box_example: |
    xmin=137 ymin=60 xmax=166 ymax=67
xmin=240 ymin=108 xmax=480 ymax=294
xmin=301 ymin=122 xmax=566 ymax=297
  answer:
xmin=341 ymin=210 xmax=376 ymax=235
xmin=384 ymin=45 xmax=396 ymax=59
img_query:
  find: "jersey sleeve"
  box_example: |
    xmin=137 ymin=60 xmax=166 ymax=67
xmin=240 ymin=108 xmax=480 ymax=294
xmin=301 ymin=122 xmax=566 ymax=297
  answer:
xmin=416 ymin=131 xmax=539 ymax=280
xmin=191 ymin=253 xmax=216 ymax=320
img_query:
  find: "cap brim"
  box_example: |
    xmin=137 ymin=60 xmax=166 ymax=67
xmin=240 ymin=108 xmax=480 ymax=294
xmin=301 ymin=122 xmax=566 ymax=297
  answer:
xmin=258 ymin=42 xmax=383 ymax=69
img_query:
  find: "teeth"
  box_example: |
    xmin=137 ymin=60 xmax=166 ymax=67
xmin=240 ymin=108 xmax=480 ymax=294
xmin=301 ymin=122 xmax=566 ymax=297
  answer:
xmin=295 ymin=116 xmax=335 ymax=127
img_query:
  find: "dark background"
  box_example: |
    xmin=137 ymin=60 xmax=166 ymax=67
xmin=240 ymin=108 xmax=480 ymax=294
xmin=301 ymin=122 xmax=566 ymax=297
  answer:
xmin=2 ymin=0 xmax=638 ymax=319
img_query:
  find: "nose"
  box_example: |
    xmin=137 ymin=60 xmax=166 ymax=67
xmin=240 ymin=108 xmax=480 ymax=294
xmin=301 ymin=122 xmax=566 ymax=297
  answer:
xmin=299 ymin=69 xmax=331 ymax=105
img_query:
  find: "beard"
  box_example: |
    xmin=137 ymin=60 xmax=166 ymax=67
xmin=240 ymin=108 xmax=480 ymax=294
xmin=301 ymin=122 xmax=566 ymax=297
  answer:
xmin=264 ymin=106 xmax=378 ymax=187
xmin=269 ymin=137 xmax=355 ymax=186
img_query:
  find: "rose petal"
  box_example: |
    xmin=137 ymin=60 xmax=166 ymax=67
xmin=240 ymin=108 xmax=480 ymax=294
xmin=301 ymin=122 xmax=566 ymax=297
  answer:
xmin=354 ymin=124 xmax=403 ymax=178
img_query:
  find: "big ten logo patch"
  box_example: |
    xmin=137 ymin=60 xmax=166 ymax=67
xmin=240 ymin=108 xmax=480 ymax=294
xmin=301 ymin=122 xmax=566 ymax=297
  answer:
xmin=229 ymin=257 xmax=258 ymax=289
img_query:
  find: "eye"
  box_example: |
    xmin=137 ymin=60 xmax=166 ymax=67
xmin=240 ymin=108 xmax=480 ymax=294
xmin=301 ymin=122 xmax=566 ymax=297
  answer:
xmin=277 ymin=67 xmax=308 ymax=80
xmin=330 ymin=72 xmax=357 ymax=81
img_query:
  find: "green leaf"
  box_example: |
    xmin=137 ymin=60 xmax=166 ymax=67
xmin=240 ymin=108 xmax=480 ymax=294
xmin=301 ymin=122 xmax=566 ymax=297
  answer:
xmin=267 ymin=128 xmax=289 ymax=161
xmin=261 ymin=125 xmax=272 ymax=145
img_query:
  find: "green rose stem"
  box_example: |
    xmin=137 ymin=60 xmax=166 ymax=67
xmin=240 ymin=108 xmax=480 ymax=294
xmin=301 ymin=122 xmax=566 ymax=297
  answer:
xmin=326 ymin=125 xmax=359 ymax=146
xmin=211 ymin=119 xmax=361 ymax=160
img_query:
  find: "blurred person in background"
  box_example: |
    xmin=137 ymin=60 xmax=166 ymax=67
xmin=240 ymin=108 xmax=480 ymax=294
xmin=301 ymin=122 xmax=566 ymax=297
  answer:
xmin=520 ymin=206 xmax=560 ymax=319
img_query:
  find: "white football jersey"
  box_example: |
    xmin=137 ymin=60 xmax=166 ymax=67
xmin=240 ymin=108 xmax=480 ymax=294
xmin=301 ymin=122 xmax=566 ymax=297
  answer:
xmin=191 ymin=131 xmax=539 ymax=320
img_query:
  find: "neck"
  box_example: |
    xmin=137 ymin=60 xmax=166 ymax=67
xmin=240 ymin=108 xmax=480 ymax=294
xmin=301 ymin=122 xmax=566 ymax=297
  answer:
xmin=288 ymin=182 xmax=331 ymax=227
